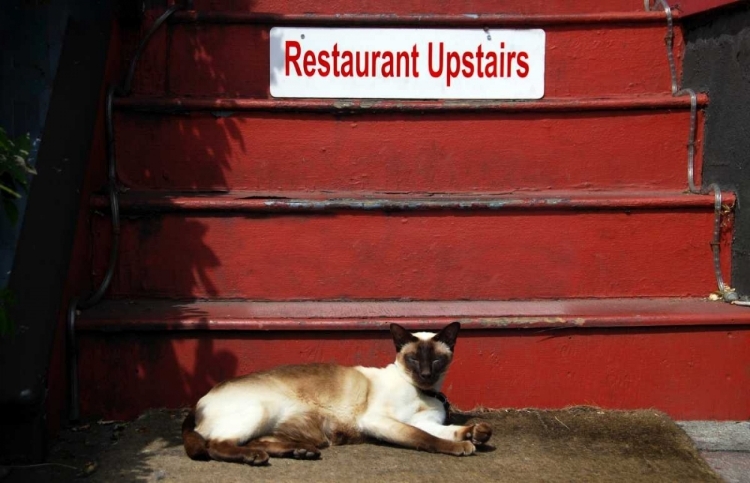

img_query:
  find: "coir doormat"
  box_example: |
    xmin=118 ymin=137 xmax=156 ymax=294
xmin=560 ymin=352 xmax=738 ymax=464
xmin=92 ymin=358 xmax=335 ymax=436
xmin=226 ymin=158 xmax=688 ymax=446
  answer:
xmin=1 ymin=407 xmax=721 ymax=483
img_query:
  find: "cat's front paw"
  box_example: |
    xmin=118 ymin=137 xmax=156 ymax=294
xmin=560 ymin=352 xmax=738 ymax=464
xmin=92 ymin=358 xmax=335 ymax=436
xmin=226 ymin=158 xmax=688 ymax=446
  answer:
xmin=451 ymin=440 xmax=476 ymax=456
xmin=468 ymin=422 xmax=492 ymax=445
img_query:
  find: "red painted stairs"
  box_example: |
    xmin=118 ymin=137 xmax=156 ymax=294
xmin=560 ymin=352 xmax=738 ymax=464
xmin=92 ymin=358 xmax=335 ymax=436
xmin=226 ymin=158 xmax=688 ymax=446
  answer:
xmin=66 ymin=0 xmax=750 ymax=422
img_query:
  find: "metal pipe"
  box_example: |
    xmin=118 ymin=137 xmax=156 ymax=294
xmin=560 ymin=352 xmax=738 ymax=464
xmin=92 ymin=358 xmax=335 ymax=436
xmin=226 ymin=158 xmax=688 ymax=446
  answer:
xmin=67 ymin=2 xmax=184 ymax=421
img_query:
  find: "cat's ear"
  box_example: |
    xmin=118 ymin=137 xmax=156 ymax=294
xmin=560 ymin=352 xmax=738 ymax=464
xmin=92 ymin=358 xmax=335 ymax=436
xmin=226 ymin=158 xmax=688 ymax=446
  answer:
xmin=390 ymin=323 xmax=418 ymax=352
xmin=433 ymin=322 xmax=460 ymax=351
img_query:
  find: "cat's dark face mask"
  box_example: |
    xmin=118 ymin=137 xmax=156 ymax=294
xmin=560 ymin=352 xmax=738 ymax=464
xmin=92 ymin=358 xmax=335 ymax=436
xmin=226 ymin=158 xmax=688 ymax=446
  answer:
xmin=390 ymin=322 xmax=460 ymax=389
xmin=403 ymin=343 xmax=451 ymax=387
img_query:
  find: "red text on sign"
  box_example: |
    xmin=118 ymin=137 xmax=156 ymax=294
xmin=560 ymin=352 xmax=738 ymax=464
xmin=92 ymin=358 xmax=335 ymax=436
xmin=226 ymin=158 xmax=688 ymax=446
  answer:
xmin=284 ymin=40 xmax=532 ymax=87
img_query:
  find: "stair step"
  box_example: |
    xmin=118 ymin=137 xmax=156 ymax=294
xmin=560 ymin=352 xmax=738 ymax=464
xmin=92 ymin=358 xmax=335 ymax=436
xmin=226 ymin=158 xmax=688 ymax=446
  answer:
xmin=173 ymin=11 xmax=674 ymax=25
xmin=91 ymin=190 xmax=730 ymax=299
xmin=77 ymin=297 xmax=750 ymax=331
xmin=130 ymin=10 xmax=679 ymax=97
xmin=94 ymin=190 xmax=731 ymax=213
xmin=113 ymin=95 xmax=705 ymax=192
xmin=185 ymin=1 xmax=649 ymax=15
xmin=75 ymin=297 xmax=750 ymax=420
xmin=115 ymin=95 xmax=706 ymax=112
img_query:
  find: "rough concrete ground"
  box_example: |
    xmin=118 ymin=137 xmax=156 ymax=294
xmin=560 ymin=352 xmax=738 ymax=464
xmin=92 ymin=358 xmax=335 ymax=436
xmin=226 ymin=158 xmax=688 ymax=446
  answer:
xmin=0 ymin=407 xmax=730 ymax=483
xmin=678 ymin=421 xmax=750 ymax=483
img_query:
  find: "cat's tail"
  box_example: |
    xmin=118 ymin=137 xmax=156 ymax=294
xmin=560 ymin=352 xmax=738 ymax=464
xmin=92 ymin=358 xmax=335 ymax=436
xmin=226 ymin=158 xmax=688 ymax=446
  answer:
xmin=182 ymin=410 xmax=210 ymax=460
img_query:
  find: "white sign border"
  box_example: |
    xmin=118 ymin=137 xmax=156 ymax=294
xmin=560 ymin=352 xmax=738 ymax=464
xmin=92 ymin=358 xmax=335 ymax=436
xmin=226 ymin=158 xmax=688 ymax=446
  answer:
xmin=270 ymin=27 xmax=546 ymax=100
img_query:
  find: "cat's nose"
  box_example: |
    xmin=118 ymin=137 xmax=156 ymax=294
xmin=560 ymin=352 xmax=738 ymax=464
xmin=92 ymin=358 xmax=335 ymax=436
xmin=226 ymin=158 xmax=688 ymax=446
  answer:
xmin=420 ymin=369 xmax=431 ymax=378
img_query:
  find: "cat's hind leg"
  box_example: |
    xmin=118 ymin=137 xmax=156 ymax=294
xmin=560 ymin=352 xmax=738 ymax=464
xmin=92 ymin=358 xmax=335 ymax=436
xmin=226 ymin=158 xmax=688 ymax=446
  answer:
xmin=241 ymin=413 xmax=331 ymax=460
xmin=194 ymin=401 xmax=279 ymax=464
xmin=182 ymin=411 xmax=268 ymax=465
xmin=182 ymin=410 xmax=277 ymax=464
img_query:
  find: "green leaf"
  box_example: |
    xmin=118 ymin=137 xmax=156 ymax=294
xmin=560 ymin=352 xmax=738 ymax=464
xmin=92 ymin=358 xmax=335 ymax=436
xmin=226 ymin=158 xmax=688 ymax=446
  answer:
xmin=0 ymin=183 xmax=21 ymax=198
xmin=4 ymin=156 xmax=30 ymax=186
xmin=0 ymin=127 xmax=34 ymax=221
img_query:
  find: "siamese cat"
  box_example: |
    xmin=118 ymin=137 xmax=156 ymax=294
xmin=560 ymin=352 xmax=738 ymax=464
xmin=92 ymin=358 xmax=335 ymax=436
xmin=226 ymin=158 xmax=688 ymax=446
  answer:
xmin=182 ymin=322 xmax=491 ymax=464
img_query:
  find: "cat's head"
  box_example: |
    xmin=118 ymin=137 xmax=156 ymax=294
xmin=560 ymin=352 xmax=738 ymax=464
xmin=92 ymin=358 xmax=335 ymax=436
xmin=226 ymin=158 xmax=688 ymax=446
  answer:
xmin=389 ymin=322 xmax=460 ymax=390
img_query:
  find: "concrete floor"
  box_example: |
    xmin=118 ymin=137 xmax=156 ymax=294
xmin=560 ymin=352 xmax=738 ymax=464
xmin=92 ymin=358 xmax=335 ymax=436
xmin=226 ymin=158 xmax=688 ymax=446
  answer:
xmin=679 ymin=421 xmax=750 ymax=483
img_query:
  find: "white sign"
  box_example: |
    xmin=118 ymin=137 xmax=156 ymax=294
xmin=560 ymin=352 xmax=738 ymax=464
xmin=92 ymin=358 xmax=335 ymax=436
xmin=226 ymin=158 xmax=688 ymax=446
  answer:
xmin=270 ymin=28 xmax=545 ymax=100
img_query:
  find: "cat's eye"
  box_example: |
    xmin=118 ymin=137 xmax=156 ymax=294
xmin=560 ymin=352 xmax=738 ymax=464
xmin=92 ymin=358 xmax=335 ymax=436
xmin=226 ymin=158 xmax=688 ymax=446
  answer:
xmin=406 ymin=355 xmax=417 ymax=363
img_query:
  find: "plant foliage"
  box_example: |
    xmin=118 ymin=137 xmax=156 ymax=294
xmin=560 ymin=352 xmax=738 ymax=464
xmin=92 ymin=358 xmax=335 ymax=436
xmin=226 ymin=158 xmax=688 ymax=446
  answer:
xmin=0 ymin=128 xmax=36 ymax=335
xmin=0 ymin=127 xmax=37 ymax=224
